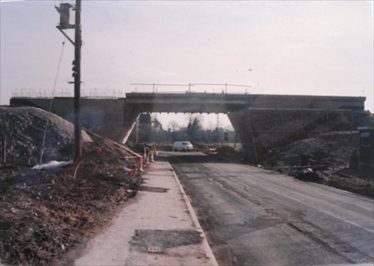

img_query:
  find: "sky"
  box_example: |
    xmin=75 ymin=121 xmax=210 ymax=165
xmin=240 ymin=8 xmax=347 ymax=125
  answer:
xmin=1 ymin=0 xmax=373 ymax=129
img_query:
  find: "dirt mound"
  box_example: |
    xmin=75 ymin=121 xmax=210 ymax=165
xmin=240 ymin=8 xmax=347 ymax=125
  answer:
xmin=0 ymin=107 xmax=91 ymax=166
xmin=0 ymin=108 xmax=143 ymax=265
xmin=262 ymin=131 xmax=359 ymax=174
xmin=230 ymin=109 xmax=374 ymax=162
xmin=0 ymin=138 xmax=141 ymax=265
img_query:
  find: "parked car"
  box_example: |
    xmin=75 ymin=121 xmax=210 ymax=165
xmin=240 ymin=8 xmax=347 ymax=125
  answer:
xmin=173 ymin=141 xmax=193 ymax=151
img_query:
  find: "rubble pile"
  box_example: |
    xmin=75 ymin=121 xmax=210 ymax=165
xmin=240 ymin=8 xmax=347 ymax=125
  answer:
xmin=262 ymin=131 xmax=359 ymax=173
xmin=242 ymin=110 xmax=374 ymax=159
xmin=0 ymin=107 xmax=142 ymax=265
xmin=0 ymin=142 xmax=141 ymax=265
xmin=0 ymin=107 xmax=91 ymax=166
xmin=260 ymin=111 xmax=374 ymax=179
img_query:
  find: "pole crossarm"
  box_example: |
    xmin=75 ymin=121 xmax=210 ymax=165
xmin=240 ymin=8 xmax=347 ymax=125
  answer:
xmin=56 ymin=26 xmax=75 ymax=45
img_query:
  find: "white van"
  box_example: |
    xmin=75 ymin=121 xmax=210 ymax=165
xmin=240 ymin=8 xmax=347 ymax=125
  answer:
xmin=173 ymin=141 xmax=193 ymax=151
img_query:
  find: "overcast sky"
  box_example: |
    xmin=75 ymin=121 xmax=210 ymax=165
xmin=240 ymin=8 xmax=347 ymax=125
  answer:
xmin=1 ymin=0 xmax=373 ymax=129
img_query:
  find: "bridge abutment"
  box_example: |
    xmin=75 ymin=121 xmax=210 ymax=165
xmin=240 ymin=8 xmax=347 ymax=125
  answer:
xmin=228 ymin=108 xmax=369 ymax=162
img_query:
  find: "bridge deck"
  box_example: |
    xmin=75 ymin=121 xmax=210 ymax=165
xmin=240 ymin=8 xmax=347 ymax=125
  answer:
xmin=124 ymin=92 xmax=365 ymax=113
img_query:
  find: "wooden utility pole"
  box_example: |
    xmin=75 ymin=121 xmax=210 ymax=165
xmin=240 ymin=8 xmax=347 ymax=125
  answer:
xmin=56 ymin=0 xmax=82 ymax=160
xmin=74 ymin=0 xmax=82 ymax=159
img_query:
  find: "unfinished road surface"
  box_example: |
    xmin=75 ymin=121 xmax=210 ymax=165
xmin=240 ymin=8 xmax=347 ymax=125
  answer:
xmin=167 ymin=152 xmax=374 ymax=266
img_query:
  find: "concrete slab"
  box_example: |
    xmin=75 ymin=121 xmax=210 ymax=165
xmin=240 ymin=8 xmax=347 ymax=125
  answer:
xmin=74 ymin=161 xmax=217 ymax=266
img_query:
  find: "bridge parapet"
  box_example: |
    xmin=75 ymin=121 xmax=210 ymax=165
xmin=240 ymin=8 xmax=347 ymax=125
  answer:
xmin=125 ymin=92 xmax=365 ymax=113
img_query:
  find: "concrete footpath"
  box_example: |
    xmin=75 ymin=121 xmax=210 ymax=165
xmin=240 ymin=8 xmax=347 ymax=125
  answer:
xmin=75 ymin=161 xmax=218 ymax=266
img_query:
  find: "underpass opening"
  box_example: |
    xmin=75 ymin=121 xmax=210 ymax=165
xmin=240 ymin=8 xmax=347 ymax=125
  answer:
xmin=126 ymin=112 xmax=239 ymax=151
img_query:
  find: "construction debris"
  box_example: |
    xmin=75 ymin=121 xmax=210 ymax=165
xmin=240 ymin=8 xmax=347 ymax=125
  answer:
xmin=261 ymin=130 xmax=374 ymax=196
xmin=262 ymin=131 xmax=360 ymax=174
xmin=0 ymin=107 xmax=142 ymax=265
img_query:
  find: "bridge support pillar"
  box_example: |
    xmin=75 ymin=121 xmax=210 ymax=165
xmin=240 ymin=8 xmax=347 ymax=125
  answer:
xmin=228 ymin=110 xmax=258 ymax=163
xmin=121 ymin=105 xmax=140 ymax=144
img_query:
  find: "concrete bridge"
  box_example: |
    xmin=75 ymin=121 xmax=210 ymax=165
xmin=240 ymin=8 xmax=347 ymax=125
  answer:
xmin=11 ymin=93 xmax=366 ymax=161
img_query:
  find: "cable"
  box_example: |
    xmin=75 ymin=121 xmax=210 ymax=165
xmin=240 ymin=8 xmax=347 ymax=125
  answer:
xmin=39 ymin=41 xmax=66 ymax=164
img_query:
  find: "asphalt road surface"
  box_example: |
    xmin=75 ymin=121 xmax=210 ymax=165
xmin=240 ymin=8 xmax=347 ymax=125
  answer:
xmin=166 ymin=152 xmax=374 ymax=266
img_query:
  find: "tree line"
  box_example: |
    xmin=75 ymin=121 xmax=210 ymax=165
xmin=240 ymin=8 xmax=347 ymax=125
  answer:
xmin=128 ymin=113 xmax=237 ymax=144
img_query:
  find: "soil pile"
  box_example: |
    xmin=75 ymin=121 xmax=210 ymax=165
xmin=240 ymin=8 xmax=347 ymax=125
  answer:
xmin=0 ymin=139 xmax=141 ymax=265
xmin=262 ymin=131 xmax=359 ymax=174
xmin=0 ymin=108 xmax=142 ymax=265
xmin=260 ymin=129 xmax=374 ymax=197
xmin=0 ymin=107 xmax=91 ymax=166
xmin=232 ymin=109 xmax=374 ymax=161
xmin=260 ymin=111 xmax=374 ymax=179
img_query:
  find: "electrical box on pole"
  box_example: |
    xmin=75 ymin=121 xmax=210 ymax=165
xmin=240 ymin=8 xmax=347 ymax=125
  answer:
xmin=56 ymin=0 xmax=82 ymax=161
xmin=55 ymin=3 xmax=75 ymax=29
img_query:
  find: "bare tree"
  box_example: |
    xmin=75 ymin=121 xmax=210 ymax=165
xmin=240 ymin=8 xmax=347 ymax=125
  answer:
xmin=168 ymin=120 xmax=180 ymax=132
